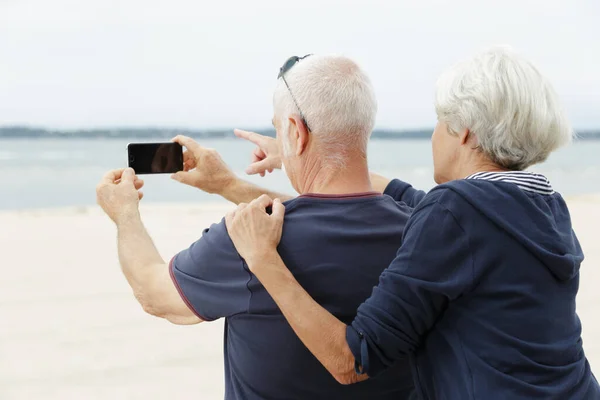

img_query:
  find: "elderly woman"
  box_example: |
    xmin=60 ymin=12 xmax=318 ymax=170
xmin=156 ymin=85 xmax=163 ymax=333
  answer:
xmin=225 ymin=46 xmax=600 ymax=399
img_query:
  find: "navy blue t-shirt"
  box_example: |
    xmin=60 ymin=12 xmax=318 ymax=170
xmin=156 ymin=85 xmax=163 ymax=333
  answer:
xmin=170 ymin=192 xmax=415 ymax=400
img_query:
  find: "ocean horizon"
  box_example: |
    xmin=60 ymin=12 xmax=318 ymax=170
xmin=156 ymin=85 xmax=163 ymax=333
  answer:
xmin=2 ymin=126 xmax=600 ymax=140
xmin=3 ymin=137 xmax=600 ymax=211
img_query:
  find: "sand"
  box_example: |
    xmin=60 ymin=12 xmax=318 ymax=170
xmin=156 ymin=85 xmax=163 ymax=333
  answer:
xmin=1 ymin=197 xmax=599 ymax=399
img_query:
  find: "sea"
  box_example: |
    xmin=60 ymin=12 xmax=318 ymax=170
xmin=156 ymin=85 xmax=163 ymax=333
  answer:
xmin=1 ymin=138 xmax=600 ymax=210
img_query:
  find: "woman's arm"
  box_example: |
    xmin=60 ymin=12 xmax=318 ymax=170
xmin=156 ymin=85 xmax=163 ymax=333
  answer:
xmin=249 ymin=251 xmax=368 ymax=384
xmin=370 ymin=172 xmax=427 ymax=208
xmin=382 ymin=177 xmax=427 ymax=207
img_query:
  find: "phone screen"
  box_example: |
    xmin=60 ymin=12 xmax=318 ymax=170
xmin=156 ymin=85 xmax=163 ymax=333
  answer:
xmin=127 ymin=142 xmax=183 ymax=174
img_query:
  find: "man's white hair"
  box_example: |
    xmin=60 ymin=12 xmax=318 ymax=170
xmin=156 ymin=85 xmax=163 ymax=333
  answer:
xmin=435 ymin=45 xmax=573 ymax=171
xmin=273 ymin=55 xmax=377 ymax=168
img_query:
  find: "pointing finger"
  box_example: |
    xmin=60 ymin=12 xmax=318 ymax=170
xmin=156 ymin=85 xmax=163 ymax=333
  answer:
xmin=234 ymin=129 xmax=268 ymax=147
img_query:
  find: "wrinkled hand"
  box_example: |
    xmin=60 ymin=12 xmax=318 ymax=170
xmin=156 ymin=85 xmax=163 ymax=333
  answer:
xmin=171 ymin=135 xmax=237 ymax=194
xmin=96 ymin=168 xmax=144 ymax=224
xmin=234 ymin=129 xmax=281 ymax=177
xmin=225 ymin=195 xmax=285 ymax=269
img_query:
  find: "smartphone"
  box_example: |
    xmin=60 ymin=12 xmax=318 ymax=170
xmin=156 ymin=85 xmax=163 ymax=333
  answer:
xmin=127 ymin=142 xmax=183 ymax=174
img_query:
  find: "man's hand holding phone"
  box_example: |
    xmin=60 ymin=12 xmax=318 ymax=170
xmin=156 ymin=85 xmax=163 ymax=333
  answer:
xmin=96 ymin=168 xmax=145 ymax=224
xmin=170 ymin=135 xmax=237 ymax=195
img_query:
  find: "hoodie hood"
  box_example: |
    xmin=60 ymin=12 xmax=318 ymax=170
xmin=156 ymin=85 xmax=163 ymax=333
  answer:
xmin=441 ymin=173 xmax=583 ymax=282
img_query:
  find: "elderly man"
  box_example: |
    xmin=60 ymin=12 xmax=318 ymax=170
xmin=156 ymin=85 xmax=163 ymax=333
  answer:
xmin=96 ymin=55 xmax=415 ymax=399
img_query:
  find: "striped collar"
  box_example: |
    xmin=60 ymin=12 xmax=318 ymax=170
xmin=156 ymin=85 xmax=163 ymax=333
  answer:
xmin=465 ymin=171 xmax=555 ymax=195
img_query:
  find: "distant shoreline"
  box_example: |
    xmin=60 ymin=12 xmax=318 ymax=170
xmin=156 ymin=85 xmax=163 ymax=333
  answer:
xmin=1 ymin=126 xmax=599 ymax=140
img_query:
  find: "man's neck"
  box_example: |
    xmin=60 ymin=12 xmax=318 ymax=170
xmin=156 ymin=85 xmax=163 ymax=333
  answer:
xmin=299 ymin=159 xmax=373 ymax=195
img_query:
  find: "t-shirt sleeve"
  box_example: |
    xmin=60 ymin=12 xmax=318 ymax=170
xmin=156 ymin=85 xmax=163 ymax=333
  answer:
xmin=346 ymin=197 xmax=474 ymax=377
xmin=384 ymin=179 xmax=427 ymax=208
xmin=169 ymin=218 xmax=251 ymax=321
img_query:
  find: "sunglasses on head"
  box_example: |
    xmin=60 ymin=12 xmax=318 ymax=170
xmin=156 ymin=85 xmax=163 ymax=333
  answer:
xmin=278 ymin=54 xmax=312 ymax=133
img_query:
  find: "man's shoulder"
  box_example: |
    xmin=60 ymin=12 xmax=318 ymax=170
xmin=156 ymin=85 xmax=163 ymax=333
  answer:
xmin=280 ymin=195 xmax=411 ymax=242
xmin=186 ymin=217 xmax=239 ymax=259
xmin=283 ymin=194 xmax=412 ymax=218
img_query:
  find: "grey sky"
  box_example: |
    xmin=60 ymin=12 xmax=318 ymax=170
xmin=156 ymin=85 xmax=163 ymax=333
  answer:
xmin=0 ymin=0 xmax=598 ymax=130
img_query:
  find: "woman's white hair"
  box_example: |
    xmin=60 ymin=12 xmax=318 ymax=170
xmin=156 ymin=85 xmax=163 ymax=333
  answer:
xmin=273 ymin=54 xmax=377 ymax=168
xmin=435 ymin=45 xmax=573 ymax=170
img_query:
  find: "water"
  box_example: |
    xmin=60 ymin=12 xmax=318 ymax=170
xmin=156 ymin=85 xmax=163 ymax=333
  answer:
xmin=1 ymin=138 xmax=599 ymax=210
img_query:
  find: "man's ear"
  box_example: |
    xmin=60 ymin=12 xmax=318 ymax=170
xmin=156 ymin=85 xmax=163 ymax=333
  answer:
xmin=290 ymin=115 xmax=309 ymax=156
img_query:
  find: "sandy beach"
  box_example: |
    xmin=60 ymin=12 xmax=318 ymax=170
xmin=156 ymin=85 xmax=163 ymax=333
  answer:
xmin=2 ymin=197 xmax=599 ymax=399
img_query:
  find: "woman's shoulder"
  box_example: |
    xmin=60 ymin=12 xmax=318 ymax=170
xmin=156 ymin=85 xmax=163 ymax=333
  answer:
xmin=414 ymin=180 xmax=473 ymax=211
xmin=415 ymin=179 xmax=517 ymax=220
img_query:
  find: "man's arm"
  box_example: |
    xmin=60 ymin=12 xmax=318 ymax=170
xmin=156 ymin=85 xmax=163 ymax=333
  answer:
xmin=96 ymin=168 xmax=202 ymax=325
xmin=116 ymin=211 xmax=202 ymax=325
xmin=221 ymin=179 xmax=293 ymax=205
xmin=171 ymin=135 xmax=294 ymax=205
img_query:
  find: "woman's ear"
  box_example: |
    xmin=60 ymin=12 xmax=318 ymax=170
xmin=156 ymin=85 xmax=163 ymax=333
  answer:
xmin=458 ymin=128 xmax=471 ymax=145
xmin=290 ymin=115 xmax=309 ymax=156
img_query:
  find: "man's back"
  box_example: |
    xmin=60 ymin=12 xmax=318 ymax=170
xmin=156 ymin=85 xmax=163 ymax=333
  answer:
xmin=170 ymin=192 xmax=414 ymax=399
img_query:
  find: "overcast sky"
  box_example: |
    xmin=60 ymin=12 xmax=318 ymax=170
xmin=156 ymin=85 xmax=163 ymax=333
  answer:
xmin=0 ymin=0 xmax=598 ymax=130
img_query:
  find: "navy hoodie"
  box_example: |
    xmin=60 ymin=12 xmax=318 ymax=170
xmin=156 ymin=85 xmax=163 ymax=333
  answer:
xmin=347 ymin=173 xmax=600 ymax=399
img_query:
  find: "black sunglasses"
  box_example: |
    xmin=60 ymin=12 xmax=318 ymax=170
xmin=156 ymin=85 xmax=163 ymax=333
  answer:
xmin=278 ymin=54 xmax=312 ymax=133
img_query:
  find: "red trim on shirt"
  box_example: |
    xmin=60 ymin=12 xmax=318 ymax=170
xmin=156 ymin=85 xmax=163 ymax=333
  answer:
xmin=168 ymin=256 xmax=210 ymax=321
xmin=298 ymin=191 xmax=382 ymax=199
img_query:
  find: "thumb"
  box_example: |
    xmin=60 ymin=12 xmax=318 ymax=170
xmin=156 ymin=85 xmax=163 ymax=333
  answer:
xmin=121 ymin=168 xmax=136 ymax=183
xmin=245 ymin=158 xmax=278 ymax=176
xmin=271 ymin=198 xmax=285 ymax=221
xmin=172 ymin=135 xmax=202 ymax=154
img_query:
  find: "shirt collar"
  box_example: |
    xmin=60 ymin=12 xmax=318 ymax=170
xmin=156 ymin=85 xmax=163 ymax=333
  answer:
xmin=465 ymin=171 xmax=555 ymax=195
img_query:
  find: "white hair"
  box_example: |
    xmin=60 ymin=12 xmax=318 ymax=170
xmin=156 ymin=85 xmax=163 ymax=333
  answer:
xmin=435 ymin=45 xmax=573 ymax=171
xmin=273 ymin=55 xmax=377 ymax=168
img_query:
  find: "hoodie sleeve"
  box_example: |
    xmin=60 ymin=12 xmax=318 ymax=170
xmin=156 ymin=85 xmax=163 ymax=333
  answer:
xmin=346 ymin=196 xmax=474 ymax=377
xmin=384 ymin=179 xmax=427 ymax=207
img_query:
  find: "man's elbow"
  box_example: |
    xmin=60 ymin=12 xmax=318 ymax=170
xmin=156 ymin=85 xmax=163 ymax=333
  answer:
xmin=137 ymin=294 xmax=164 ymax=318
xmin=137 ymin=294 xmax=202 ymax=325
xmin=134 ymin=290 xmax=166 ymax=318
